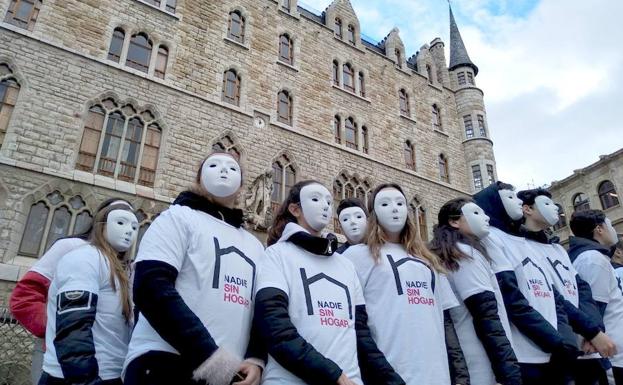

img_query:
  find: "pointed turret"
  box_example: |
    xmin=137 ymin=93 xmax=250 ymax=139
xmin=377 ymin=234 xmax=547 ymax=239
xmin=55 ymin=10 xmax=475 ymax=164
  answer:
xmin=449 ymin=5 xmax=478 ymax=75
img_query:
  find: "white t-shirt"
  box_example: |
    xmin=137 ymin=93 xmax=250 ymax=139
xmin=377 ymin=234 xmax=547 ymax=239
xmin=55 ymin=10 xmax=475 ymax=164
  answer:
xmin=257 ymin=223 xmax=364 ymax=385
xmin=124 ymin=204 xmax=265 ymax=369
xmin=343 ymin=242 xmax=458 ymax=385
xmin=43 ymin=245 xmax=130 ymax=380
xmin=31 ymin=238 xmax=88 ymax=280
xmin=574 ymin=249 xmax=623 ymax=368
xmin=614 ymin=266 xmax=623 ymax=284
xmin=482 ymin=227 xmax=558 ymax=364
xmin=447 ymin=242 xmax=515 ymax=385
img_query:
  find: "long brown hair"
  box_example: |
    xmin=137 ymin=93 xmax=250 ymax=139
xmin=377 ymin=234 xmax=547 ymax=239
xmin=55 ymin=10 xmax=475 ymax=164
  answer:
xmin=429 ymin=197 xmax=490 ymax=272
xmin=89 ymin=203 xmax=134 ymax=322
xmin=267 ymin=180 xmax=318 ymax=246
xmin=366 ymin=183 xmax=444 ymax=272
xmin=190 ymin=150 xmax=244 ymax=207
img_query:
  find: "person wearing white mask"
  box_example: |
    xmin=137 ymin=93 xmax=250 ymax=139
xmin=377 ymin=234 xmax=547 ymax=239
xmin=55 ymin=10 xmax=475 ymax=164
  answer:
xmin=39 ymin=201 xmax=138 ymax=385
xmin=343 ymin=183 xmax=467 ymax=385
xmin=336 ymin=198 xmax=368 ymax=254
xmin=569 ymin=209 xmax=623 ymax=384
xmin=518 ymin=188 xmax=617 ymax=385
xmin=255 ymin=180 xmax=404 ymax=385
xmin=124 ymin=152 xmax=265 ymax=385
xmin=474 ymin=182 xmax=581 ymax=385
xmin=429 ymin=197 xmax=522 ymax=385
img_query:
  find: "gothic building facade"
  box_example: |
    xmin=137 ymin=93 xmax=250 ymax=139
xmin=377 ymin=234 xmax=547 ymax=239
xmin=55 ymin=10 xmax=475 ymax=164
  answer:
xmin=0 ymin=0 xmax=496 ymax=298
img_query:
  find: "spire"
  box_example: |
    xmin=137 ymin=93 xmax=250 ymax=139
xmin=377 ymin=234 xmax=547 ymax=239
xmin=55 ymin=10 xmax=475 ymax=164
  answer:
xmin=449 ymin=4 xmax=478 ymax=75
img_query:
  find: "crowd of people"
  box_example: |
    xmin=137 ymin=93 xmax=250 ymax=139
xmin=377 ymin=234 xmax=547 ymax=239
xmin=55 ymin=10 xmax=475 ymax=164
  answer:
xmin=8 ymin=150 xmax=623 ymax=385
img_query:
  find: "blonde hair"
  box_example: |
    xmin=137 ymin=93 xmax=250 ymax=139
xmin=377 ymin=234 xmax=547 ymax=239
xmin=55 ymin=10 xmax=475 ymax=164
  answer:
xmin=89 ymin=204 xmax=133 ymax=322
xmin=365 ymin=183 xmax=445 ymax=272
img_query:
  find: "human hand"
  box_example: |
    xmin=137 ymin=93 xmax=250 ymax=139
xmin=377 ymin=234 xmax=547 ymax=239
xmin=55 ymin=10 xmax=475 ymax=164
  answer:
xmin=590 ymin=331 xmax=618 ymax=358
xmin=581 ymin=339 xmax=597 ymax=354
xmin=336 ymin=373 xmax=357 ymax=385
xmin=232 ymin=362 xmax=262 ymax=385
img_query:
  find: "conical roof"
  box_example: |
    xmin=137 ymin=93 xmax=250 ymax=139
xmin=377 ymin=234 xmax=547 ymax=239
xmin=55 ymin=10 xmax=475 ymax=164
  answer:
xmin=449 ymin=5 xmax=478 ymax=75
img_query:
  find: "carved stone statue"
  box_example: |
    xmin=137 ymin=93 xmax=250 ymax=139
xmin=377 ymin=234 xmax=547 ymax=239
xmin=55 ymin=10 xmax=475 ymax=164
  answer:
xmin=244 ymin=169 xmax=274 ymax=231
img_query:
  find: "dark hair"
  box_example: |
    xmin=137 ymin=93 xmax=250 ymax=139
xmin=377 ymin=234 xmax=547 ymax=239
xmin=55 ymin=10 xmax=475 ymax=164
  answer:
xmin=337 ymin=198 xmax=368 ymax=217
xmin=616 ymin=240 xmax=623 ymax=250
xmin=517 ymin=188 xmax=552 ymax=206
xmin=570 ymin=209 xmax=606 ymax=239
xmin=267 ymin=180 xmax=319 ymax=246
xmin=497 ymin=182 xmax=515 ymax=191
xmin=429 ymin=197 xmax=490 ymax=272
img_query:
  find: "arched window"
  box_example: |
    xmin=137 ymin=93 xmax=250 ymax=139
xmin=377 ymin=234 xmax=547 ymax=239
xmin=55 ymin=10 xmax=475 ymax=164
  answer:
xmin=472 ymin=165 xmax=483 ymax=191
xmin=4 ymin=0 xmax=42 ymax=31
xmin=0 ymin=65 xmax=20 ymax=148
xmin=154 ymin=45 xmax=169 ymax=79
xmin=343 ymin=63 xmax=355 ymax=92
xmin=271 ymin=155 xmax=296 ymax=211
xmin=426 ymin=64 xmax=433 ymax=83
xmin=222 ymin=69 xmax=241 ymax=105
xmin=279 ymin=34 xmax=293 ymax=65
xmin=19 ymin=191 xmax=92 ymax=257
xmin=332 ymin=60 xmax=339 ymax=86
xmin=358 ymin=72 xmax=365 ymax=97
xmin=361 ymin=126 xmax=369 ymax=154
xmin=553 ymin=204 xmax=567 ymax=230
xmin=107 ymin=28 xmax=125 ymax=63
xmin=477 ymin=115 xmax=486 ymax=137
xmin=438 ymin=154 xmax=449 ymax=183
xmin=463 ymin=115 xmax=474 ymax=139
xmin=333 ymin=115 xmax=341 ymax=143
xmin=347 ymin=25 xmax=355 ymax=45
xmin=432 ymin=104 xmax=442 ymax=130
xmin=212 ymin=135 xmax=241 ymax=160
xmin=404 ymin=141 xmax=416 ymax=170
xmin=277 ymin=90 xmax=293 ymax=125
xmin=573 ymin=193 xmax=590 ymax=212
xmin=227 ymin=11 xmax=245 ymax=43
xmin=345 ymin=117 xmax=357 ymax=149
xmin=126 ymin=33 xmax=152 ymax=73
xmin=395 ymin=49 xmax=402 ymax=68
xmin=399 ymin=89 xmax=410 ymax=116
xmin=599 ymin=181 xmax=620 ymax=209
xmin=410 ymin=198 xmax=428 ymax=242
xmin=76 ymin=100 xmax=162 ymax=187
xmin=334 ymin=18 xmax=342 ymax=38
xmin=333 ymin=173 xmax=372 ymax=223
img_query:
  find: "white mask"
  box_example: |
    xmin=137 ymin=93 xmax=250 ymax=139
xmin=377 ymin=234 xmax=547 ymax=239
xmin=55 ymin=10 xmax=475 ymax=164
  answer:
xmin=200 ymin=154 xmax=242 ymax=198
xmin=105 ymin=209 xmax=139 ymax=252
xmin=374 ymin=188 xmax=408 ymax=235
xmin=498 ymin=189 xmax=524 ymax=221
xmin=604 ymin=218 xmax=618 ymax=247
xmin=339 ymin=207 xmax=367 ymax=244
xmin=534 ymin=195 xmax=559 ymax=226
xmin=300 ymin=184 xmax=333 ymax=232
xmin=461 ymin=202 xmax=490 ymax=238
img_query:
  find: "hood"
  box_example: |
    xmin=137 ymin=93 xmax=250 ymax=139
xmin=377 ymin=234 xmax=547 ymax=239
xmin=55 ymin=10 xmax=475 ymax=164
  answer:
xmin=173 ymin=191 xmax=244 ymax=228
xmin=568 ymin=236 xmax=612 ymax=262
xmin=473 ymin=182 xmax=522 ymax=235
xmin=520 ymin=225 xmax=559 ymax=245
xmin=279 ymin=222 xmax=338 ymax=257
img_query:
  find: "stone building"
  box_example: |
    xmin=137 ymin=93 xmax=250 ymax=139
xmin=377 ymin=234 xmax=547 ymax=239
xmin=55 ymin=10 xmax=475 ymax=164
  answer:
xmin=549 ymin=147 xmax=623 ymax=245
xmin=0 ymin=0 xmax=497 ymax=299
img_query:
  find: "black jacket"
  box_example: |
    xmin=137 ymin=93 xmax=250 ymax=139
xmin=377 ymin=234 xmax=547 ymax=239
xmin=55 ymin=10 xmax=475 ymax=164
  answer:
xmin=444 ymin=310 xmax=470 ymax=385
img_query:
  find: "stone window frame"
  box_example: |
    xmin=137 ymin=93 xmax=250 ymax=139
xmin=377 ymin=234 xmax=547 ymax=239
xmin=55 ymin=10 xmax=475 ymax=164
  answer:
xmin=342 ymin=62 xmax=355 ymax=92
xmin=471 ymin=164 xmax=483 ymax=191
xmin=598 ymin=180 xmax=620 ymax=210
xmin=75 ymin=97 xmax=164 ymax=188
xmin=333 ymin=115 xmax=341 ymax=144
xmin=138 ymin=0 xmax=176 ymax=14
xmin=3 ymin=0 xmax=42 ymax=31
xmin=438 ymin=153 xmax=450 ymax=183
xmin=404 ymin=140 xmax=416 ymax=171
xmin=432 ymin=104 xmax=442 ymax=131
xmin=395 ymin=48 xmax=403 ymax=69
xmin=18 ymin=190 xmax=92 ymax=258
xmin=222 ymin=68 xmax=242 ymax=106
xmin=0 ymin=63 xmax=21 ymax=149
xmin=211 ymin=133 xmax=243 ymax=162
xmin=399 ymin=88 xmax=410 ymax=117
xmin=344 ymin=116 xmax=358 ymax=150
xmin=486 ymin=163 xmax=496 ymax=186
xmin=361 ymin=125 xmax=369 ymax=154
xmin=278 ymin=33 xmax=294 ymax=65
xmin=410 ymin=196 xmax=429 ymax=242
xmin=467 ymin=71 xmax=475 ymax=85
xmin=572 ymin=192 xmax=590 ymax=212
xmin=477 ymin=114 xmax=487 ymax=137
xmin=334 ymin=17 xmax=343 ymax=39
xmin=106 ymin=27 xmax=172 ymax=79
xmin=332 ymin=60 xmax=340 ymax=86
xmin=227 ymin=10 xmax=246 ymax=44
xmin=333 ymin=113 xmax=367 ymax=153
xmin=276 ymin=89 xmax=293 ymax=126
xmin=463 ymin=114 xmax=474 ymax=139
xmin=358 ymin=71 xmax=365 ymax=97
xmin=347 ymin=24 xmax=356 ymax=45
xmin=457 ymin=71 xmax=466 ymax=86
xmin=426 ymin=64 xmax=434 ymax=84
xmin=333 ymin=172 xmax=372 ymax=233
xmin=331 ymin=58 xmax=367 ymax=98
xmin=271 ymin=153 xmax=297 ymax=211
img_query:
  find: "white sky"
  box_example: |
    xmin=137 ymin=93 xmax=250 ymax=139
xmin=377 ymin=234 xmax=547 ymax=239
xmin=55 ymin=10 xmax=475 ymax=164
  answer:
xmin=301 ymin=0 xmax=623 ymax=189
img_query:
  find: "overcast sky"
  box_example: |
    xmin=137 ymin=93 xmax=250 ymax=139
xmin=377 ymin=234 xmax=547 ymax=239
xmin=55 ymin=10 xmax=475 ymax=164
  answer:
xmin=300 ymin=0 xmax=623 ymax=189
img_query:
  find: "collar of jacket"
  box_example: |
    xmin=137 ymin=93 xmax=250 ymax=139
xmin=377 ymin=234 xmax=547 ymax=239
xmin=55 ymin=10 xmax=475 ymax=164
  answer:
xmin=287 ymin=231 xmax=339 ymax=257
xmin=568 ymin=236 xmax=613 ymax=262
xmin=520 ymin=226 xmax=556 ymax=244
xmin=173 ymin=191 xmax=244 ymax=228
